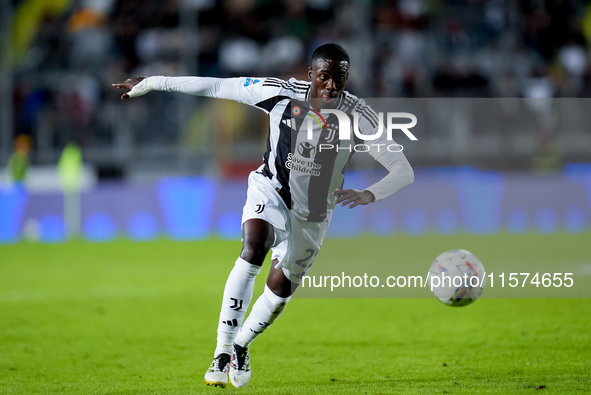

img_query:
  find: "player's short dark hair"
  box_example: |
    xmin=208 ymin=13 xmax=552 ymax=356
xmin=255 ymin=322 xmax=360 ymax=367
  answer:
xmin=310 ymin=43 xmax=350 ymax=66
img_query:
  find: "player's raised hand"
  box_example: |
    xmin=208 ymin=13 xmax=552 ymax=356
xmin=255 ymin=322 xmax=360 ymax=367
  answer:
xmin=111 ymin=77 xmax=146 ymax=100
xmin=332 ymin=188 xmax=375 ymax=209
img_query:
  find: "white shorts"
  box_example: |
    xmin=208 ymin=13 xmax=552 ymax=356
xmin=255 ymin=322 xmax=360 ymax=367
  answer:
xmin=241 ymin=171 xmax=330 ymax=284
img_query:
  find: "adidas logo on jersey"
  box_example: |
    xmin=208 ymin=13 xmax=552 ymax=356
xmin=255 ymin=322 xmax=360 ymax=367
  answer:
xmin=243 ymin=78 xmax=260 ymax=87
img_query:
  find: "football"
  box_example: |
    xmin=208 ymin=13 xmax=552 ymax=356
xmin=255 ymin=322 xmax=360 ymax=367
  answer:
xmin=427 ymin=249 xmax=486 ymax=307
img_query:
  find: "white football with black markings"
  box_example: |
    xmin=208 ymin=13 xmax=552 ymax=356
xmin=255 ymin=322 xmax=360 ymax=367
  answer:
xmin=427 ymin=249 xmax=486 ymax=307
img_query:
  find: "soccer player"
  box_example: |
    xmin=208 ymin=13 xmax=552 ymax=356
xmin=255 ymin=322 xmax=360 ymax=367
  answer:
xmin=113 ymin=43 xmax=414 ymax=388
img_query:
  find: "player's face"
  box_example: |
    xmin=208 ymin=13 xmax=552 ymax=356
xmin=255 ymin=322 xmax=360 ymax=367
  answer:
xmin=308 ymin=58 xmax=349 ymax=110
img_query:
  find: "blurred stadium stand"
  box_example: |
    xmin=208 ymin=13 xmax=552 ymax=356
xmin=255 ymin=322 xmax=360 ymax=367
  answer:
xmin=2 ymin=0 xmax=591 ymax=177
xmin=1 ymin=0 xmax=591 ymax=241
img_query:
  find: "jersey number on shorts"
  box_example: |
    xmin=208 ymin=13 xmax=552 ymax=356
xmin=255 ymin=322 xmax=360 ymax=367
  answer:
xmin=295 ymin=249 xmax=316 ymax=268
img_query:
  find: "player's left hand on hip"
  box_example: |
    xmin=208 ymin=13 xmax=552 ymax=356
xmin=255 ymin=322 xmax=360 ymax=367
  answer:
xmin=333 ymin=189 xmax=375 ymax=208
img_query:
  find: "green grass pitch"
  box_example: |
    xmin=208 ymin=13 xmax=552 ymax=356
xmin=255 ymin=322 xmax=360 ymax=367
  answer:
xmin=1 ymin=233 xmax=590 ymax=394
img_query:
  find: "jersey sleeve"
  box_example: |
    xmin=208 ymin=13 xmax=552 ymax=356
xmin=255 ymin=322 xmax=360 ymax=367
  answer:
xmin=128 ymin=76 xmax=288 ymax=112
xmin=353 ymin=100 xmax=414 ymax=201
xmin=364 ymin=147 xmax=414 ymax=201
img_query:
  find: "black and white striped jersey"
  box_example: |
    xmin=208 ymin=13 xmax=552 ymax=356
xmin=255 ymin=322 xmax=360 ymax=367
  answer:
xmin=287 ymin=100 xmax=364 ymax=222
xmin=229 ymin=77 xmax=386 ymax=222
xmin=137 ymin=75 xmax=414 ymax=222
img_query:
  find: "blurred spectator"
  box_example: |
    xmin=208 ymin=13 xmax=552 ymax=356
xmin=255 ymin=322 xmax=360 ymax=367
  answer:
xmin=7 ymin=135 xmax=32 ymax=185
xmin=523 ymin=67 xmax=555 ymax=100
xmin=558 ymin=40 xmax=587 ymax=95
xmin=219 ymin=37 xmax=262 ymax=75
xmin=67 ymin=0 xmax=114 ymax=70
xmin=523 ymin=67 xmax=556 ymax=131
xmin=55 ymin=72 xmax=100 ymax=146
xmin=532 ymin=132 xmax=561 ymax=174
xmin=260 ymin=36 xmax=305 ymax=74
xmin=483 ymin=0 xmax=507 ymax=39
xmin=13 ymin=76 xmax=50 ymax=138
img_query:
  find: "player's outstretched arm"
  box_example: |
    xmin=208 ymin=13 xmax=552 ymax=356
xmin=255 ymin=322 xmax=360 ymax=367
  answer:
xmin=112 ymin=77 xmax=146 ymax=100
xmin=112 ymin=76 xmax=229 ymax=100
xmin=112 ymin=76 xmax=287 ymax=109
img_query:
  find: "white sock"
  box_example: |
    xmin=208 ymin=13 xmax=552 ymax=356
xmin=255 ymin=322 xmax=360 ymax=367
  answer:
xmin=234 ymin=285 xmax=291 ymax=348
xmin=214 ymin=257 xmax=261 ymax=356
